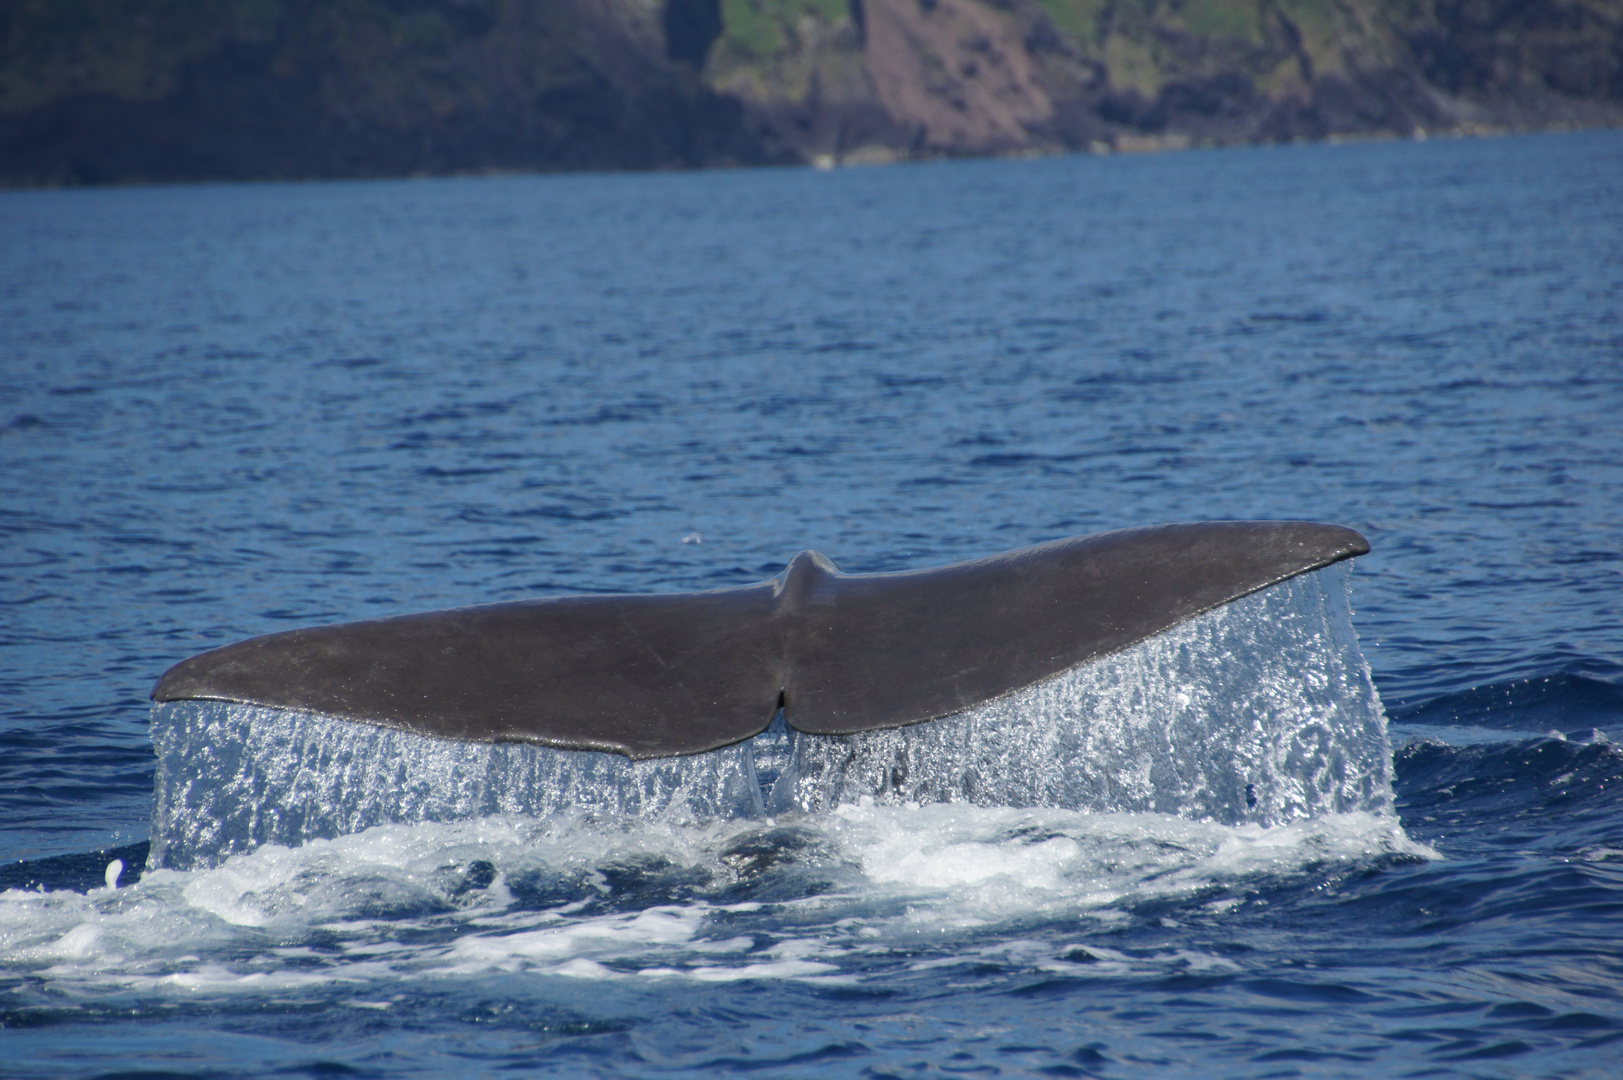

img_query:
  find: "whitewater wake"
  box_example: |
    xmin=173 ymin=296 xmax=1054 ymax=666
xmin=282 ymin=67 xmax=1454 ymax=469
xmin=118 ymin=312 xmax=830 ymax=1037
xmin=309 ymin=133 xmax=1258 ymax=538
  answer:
xmin=0 ymin=804 xmax=1428 ymax=997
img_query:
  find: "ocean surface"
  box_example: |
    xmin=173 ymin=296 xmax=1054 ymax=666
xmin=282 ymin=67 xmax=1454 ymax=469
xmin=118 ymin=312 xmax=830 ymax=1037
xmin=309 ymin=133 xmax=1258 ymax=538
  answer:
xmin=2 ymin=129 xmax=1621 ymax=1077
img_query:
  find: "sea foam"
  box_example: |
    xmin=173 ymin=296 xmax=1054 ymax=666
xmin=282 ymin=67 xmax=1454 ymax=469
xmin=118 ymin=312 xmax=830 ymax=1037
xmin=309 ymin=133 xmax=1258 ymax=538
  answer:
xmin=148 ymin=562 xmax=1391 ymax=870
xmin=3 ymin=806 xmax=1428 ymax=998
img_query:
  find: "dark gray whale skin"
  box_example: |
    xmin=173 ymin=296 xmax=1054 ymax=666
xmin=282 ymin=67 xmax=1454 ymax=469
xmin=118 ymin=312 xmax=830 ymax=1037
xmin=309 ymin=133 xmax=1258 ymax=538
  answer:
xmin=151 ymin=521 xmax=1369 ymax=759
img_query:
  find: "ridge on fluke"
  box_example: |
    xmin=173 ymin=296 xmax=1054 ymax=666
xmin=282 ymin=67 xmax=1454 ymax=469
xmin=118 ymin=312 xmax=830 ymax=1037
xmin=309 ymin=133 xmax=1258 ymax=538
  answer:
xmin=152 ymin=521 xmax=1369 ymax=759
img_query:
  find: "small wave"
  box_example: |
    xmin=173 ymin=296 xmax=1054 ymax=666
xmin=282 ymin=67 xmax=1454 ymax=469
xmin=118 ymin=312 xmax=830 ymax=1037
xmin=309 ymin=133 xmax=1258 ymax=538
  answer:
xmin=1391 ymin=669 xmax=1623 ymax=733
xmin=1396 ymin=735 xmax=1623 ymax=854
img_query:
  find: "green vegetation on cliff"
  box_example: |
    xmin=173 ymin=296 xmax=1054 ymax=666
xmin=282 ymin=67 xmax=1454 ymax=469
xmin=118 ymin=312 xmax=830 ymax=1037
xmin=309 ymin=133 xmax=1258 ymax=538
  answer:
xmin=698 ymin=0 xmax=1620 ymax=161
xmin=717 ymin=0 xmax=851 ymax=59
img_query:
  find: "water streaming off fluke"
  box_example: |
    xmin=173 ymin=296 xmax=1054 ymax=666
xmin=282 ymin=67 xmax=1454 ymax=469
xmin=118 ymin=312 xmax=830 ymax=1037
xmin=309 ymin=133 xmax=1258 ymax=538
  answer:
xmin=148 ymin=564 xmax=1391 ymax=870
xmin=770 ymin=562 xmax=1391 ymax=820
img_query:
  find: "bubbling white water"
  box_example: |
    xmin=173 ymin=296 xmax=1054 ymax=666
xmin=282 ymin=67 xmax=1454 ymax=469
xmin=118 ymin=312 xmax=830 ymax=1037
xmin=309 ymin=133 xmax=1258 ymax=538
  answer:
xmin=148 ymin=563 xmax=1391 ymax=870
xmin=3 ymin=806 xmax=1429 ymax=999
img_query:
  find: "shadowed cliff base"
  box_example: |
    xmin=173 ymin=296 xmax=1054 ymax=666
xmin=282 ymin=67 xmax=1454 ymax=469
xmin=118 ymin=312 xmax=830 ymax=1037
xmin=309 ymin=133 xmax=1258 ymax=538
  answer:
xmin=2 ymin=0 xmax=1620 ymax=185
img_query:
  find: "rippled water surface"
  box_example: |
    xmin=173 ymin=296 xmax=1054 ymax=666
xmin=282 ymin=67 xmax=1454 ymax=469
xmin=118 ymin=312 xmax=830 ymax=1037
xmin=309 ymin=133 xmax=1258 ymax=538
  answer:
xmin=3 ymin=130 xmax=1621 ymax=1077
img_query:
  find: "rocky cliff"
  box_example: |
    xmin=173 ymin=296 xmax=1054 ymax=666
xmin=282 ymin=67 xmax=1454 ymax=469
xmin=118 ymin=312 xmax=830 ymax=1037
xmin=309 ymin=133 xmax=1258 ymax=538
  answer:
xmin=716 ymin=0 xmax=1623 ymax=161
xmin=2 ymin=0 xmax=1619 ymax=184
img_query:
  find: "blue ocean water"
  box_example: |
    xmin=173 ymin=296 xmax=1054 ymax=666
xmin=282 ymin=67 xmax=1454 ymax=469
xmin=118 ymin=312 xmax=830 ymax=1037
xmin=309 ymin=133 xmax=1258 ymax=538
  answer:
xmin=2 ymin=129 xmax=1621 ymax=1077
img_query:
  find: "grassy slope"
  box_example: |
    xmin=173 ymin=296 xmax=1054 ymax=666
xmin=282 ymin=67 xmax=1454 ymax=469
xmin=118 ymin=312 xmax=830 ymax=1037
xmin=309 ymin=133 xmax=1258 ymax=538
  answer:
xmin=716 ymin=0 xmax=852 ymax=59
xmin=697 ymin=0 xmax=1374 ymax=126
xmin=706 ymin=0 xmax=1621 ymax=109
xmin=705 ymin=0 xmax=863 ymax=106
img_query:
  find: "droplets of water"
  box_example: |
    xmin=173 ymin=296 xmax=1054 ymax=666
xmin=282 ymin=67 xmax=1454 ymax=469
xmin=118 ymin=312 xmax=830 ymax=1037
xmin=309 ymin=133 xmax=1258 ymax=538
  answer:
xmin=148 ymin=705 xmax=762 ymax=870
xmin=771 ymin=563 xmax=1393 ymax=823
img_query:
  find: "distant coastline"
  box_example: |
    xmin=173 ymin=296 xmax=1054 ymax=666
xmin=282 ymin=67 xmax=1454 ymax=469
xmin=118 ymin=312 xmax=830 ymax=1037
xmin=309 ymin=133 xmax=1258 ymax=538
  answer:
xmin=3 ymin=0 xmax=1620 ymax=187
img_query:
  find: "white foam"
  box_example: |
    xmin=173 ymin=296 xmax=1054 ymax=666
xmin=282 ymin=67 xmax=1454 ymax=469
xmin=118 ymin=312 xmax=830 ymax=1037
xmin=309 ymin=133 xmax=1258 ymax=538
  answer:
xmin=1 ymin=804 xmax=1431 ymax=1000
xmin=449 ymin=906 xmax=701 ymax=967
xmin=816 ymin=801 xmax=1424 ymax=926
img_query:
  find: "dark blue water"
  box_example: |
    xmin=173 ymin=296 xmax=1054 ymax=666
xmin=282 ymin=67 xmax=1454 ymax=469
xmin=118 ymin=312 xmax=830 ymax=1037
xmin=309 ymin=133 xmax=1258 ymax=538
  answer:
xmin=2 ymin=130 xmax=1621 ymax=1077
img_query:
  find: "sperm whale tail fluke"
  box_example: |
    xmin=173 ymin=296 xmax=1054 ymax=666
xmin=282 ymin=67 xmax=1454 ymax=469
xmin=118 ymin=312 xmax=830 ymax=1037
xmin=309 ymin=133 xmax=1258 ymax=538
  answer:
xmin=151 ymin=521 xmax=1369 ymax=759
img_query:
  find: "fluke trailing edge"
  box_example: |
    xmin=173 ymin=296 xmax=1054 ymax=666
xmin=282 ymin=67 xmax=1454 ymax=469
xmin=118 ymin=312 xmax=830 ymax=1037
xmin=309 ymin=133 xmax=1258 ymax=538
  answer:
xmin=151 ymin=521 xmax=1369 ymax=759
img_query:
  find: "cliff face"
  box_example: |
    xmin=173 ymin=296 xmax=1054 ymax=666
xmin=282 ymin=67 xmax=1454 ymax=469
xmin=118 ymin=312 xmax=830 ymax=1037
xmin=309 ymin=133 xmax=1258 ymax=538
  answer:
xmin=1 ymin=0 xmax=1619 ymax=184
xmin=711 ymin=0 xmax=1623 ymax=161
